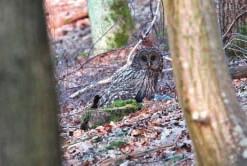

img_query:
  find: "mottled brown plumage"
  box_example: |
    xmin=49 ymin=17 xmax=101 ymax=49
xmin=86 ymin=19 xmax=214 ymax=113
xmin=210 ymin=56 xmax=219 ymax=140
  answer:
xmin=92 ymin=47 xmax=163 ymax=108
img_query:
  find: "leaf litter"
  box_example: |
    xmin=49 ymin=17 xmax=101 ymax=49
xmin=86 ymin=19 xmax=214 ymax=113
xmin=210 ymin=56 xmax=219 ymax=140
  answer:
xmin=46 ymin=0 xmax=247 ymax=165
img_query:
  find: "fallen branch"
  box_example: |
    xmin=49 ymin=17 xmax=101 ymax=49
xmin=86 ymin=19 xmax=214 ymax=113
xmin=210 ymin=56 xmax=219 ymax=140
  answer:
xmin=69 ymin=77 xmax=112 ymax=98
xmin=98 ymin=128 xmax=182 ymax=165
xmin=70 ymin=64 xmax=247 ymax=99
xmin=98 ymin=143 xmax=174 ymax=165
xmin=230 ymin=65 xmax=247 ymax=79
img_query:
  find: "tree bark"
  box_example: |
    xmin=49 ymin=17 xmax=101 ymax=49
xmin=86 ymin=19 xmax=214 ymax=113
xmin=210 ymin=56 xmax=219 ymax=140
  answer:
xmin=217 ymin=0 xmax=247 ymax=40
xmin=88 ymin=0 xmax=134 ymax=55
xmin=0 ymin=1 xmax=61 ymax=165
xmin=164 ymin=0 xmax=247 ymax=165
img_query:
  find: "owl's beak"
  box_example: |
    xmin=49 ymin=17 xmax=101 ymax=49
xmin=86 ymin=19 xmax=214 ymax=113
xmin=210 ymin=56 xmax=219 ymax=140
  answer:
xmin=148 ymin=61 xmax=151 ymax=67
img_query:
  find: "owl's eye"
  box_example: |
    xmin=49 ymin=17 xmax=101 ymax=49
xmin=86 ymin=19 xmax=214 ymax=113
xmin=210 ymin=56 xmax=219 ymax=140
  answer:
xmin=150 ymin=55 xmax=156 ymax=61
xmin=141 ymin=55 xmax=147 ymax=61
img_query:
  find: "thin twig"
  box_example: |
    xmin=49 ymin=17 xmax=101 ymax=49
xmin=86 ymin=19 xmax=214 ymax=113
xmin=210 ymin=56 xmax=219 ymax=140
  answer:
xmin=173 ymin=156 xmax=191 ymax=166
xmin=99 ymin=131 xmax=181 ymax=165
xmin=160 ymin=0 xmax=165 ymax=40
xmin=87 ymin=22 xmax=117 ymax=56
xmin=222 ymin=10 xmax=247 ymax=40
xmin=223 ymin=33 xmax=247 ymax=49
xmin=150 ymin=0 xmax=159 ymax=37
xmin=69 ymin=77 xmax=112 ymax=98
xmin=98 ymin=143 xmax=174 ymax=165
xmin=58 ymin=22 xmax=117 ymax=80
xmin=127 ymin=0 xmax=161 ymax=65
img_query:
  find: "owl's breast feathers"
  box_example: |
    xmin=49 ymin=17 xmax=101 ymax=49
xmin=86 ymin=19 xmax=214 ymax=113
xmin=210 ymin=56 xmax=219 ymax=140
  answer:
xmin=136 ymin=69 xmax=160 ymax=101
xmin=94 ymin=61 xmax=162 ymax=107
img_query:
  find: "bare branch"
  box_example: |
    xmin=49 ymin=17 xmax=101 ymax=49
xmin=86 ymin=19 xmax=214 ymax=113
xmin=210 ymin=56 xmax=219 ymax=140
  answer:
xmin=127 ymin=0 xmax=161 ymax=65
xmin=58 ymin=22 xmax=118 ymax=80
xmin=69 ymin=76 xmax=112 ymax=98
xmin=222 ymin=10 xmax=247 ymax=40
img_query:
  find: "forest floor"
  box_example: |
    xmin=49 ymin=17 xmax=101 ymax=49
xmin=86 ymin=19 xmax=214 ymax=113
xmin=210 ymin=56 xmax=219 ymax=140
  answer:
xmin=48 ymin=0 xmax=247 ymax=165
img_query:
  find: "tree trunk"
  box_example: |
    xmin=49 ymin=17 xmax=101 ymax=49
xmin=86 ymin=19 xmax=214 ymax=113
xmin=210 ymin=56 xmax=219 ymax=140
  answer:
xmin=0 ymin=1 xmax=61 ymax=165
xmin=88 ymin=0 xmax=134 ymax=55
xmin=217 ymin=0 xmax=247 ymax=39
xmin=164 ymin=0 xmax=247 ymax=165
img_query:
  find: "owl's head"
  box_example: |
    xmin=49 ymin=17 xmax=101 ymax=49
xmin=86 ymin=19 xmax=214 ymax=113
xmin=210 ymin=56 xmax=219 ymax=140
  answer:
xmin=131 ymin=48 xmax=163 ymax=71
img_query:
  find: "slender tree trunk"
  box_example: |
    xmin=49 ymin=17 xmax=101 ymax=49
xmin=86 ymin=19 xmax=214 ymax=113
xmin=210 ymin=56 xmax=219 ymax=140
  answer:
xmin=0 ymin=1 xmax=61 ymax=165
xmin=164 ymin=0 xmax=247 ymax=165
xmin=217 ymin=0 xmax=247 ymax=39
xmin=88 ymin=0 xmax=134 ymax=55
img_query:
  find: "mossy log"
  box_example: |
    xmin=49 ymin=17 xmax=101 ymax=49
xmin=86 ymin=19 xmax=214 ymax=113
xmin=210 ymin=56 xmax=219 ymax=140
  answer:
xmin=81 ymin=100 xmax=142 ymax=130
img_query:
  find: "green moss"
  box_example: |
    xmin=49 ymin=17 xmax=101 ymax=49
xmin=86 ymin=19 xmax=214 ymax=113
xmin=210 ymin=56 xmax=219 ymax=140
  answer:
xmin=105 ymin=0 xmax=134 ymax=48
xmin=106 ymin=141 xmax=126 ymax=150
xmin=80 ymin=52 xmax=88 ymax=57
xmin=226 ymin=23 xmax=247 ymax=58
xmin=111 ymin=99 xmax=140 ymax=107
xmin=103 ymin=105 xmax=135 ymax=121
xmin=239 ymin=24 xmax=247 ymax=35
xmin=92 ymin=136 xmax=103 ymax=143
xmin=81 ymin=111 xmax=92 ymax=123
xmin=80 ymin=111 xmax=92 ymax=130
xmin=110 ymin=30 xmax=129 ymax=48
xmin=103 ymin=99 xmax=142 ymax=122
xmin=81 ymin=99 xmax=142 ymax=130
xmin=108 ymin=0 xmax=133 ymax=25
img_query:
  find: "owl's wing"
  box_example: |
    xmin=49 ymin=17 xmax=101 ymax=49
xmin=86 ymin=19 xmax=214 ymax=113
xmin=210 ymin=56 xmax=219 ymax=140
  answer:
xmin=99 ymin=67 xmax=146 ymax=106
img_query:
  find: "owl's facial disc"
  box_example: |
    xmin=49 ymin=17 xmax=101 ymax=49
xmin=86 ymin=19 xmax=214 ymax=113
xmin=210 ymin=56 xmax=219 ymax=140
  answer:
xmin=137 ymin=54 xmax=148 ymax=69
xmin=141 ymin=53 xmax=159 ymax=70
xmin=141 ymin=55 xmax=147 ymax=62
xmin=150 ymin=55 xmax=156 ymax=61
xmin=132 ymin=48 xmax=163 ymax=71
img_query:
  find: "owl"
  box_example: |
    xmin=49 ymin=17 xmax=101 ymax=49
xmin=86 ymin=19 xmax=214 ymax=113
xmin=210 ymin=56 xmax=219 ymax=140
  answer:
xmin=91 ymin=47 xmax=163 ymax=108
